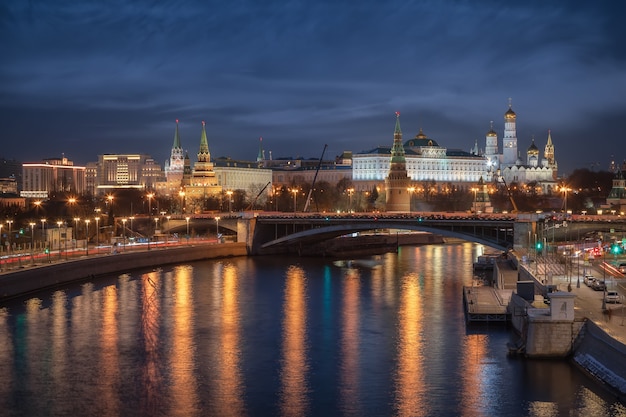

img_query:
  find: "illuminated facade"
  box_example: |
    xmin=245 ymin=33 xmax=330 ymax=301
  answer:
xmin=21 ymin=156 xmax=86 ymax=198
xmin=88 ymin=154 xmax=163 ymax=194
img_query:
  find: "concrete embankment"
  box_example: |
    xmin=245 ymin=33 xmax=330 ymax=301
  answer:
xmin=0 ymin=242 xmax=247 ymax=301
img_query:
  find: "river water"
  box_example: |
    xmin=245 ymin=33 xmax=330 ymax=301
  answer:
xmin=1 ymin=242 xmax=625 ymax=416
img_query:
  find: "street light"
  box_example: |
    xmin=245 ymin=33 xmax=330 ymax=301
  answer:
xmin=290 ymin=188 xmax=298 ymax=213
xmin=73 ymin=217 xmax=80 ymax=250
xmin=84 ymin=219 xmax=90 ymax=255
xmin=147 ymin=193 xmax=154 ymax=216
xmin=179 ymin=190 xmax=185 ymax=214
xmin=185 ymin=217 xmax=190 ymax=243
xmin=56 ymin=221 xmax=63 ymax=260
xmin=226 ymin=190 xmax=233 ymax=213
xmin=215 ymin=216 xmax=220 ymax=243
xmin=29 ymin=222 xmax=35 ymax=264
xmin=122 ymin=218 xmax=127 ymax=250
xmin=95 ymin=216 xmax=100 ymax=254
xmin=6 ymin=220 xmax=13 ymax=257
xmin=41 ymin=218 xmax=47 ymax=249
xmin=347 ymin=188 xmax=354 ymax=212
xmin=561 ymin=186 xmax=571 ymax=213
xmin=471 ymin=187 xmax=478 ymax=213
xmin=407 ymin=186 xmax=415 ymax=213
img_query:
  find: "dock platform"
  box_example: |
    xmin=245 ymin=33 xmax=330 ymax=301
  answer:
xmin=463 ymin=286 xmax=511 ymax=323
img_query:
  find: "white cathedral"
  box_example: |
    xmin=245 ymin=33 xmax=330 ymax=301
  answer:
xmin=485 ymin=101 xmax=559 ymax=194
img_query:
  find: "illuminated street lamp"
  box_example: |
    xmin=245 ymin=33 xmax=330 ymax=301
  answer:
xmin=147 ymin=192 xmax=154 ymax=216
xmin=560 ymin=186 xmax=571 ymax=213
xmin=41 ymin=218 xmax=47 ymax=248
xmin=347 ymin=188 xmax=354 ymax=212
xmin=29 ymin=222 xmax=35 ymax=264
xmin=185 ymin=216 xmax=190 ymax=243
xmin=179 ymin=190 xmax=185 ymax=214
xmin=122 ymin=218 xmax=127 ymax=250
xmin=6 ymin=220 xmax=13 ymax=256
xmin=56 ymin=220 xmax=63 ymax=260
xmin=226 ymin=190 xmax=233 ymax=213
xmin=73 ymin=217 xmax=80 ymax=249
xmin=290 ymin=188 xmax=298 ymax=213
xmin=407 ymin=186 xmax=415 ymax=213
xmin=84 ymin=219 xmax=90 ymax=255
xmin=215 ymin=216 xmax=220 ymax=243
xmin=471 ymin=187 xmax=478 ymax=213
xmin=94 ymin=216 xmax=100 ymax=254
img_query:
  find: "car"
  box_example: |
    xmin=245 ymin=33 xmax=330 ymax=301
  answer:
xmin=592 ymin=280 xmax=607 ymax=291
xmin=584 ymin=275 xmax=596 ymax=287
xmin=605 ymin=291 xmax=621 ymax=303
xmin=618 ymin=263 xmax=626 ymax=274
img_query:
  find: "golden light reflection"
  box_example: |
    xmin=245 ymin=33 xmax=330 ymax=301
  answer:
xmin=280 ymin=265 xmax=309 ymax=417
xmin=141 ymin=272 xmax=163 ymax=415
xmin=25 ymin=298 xmax=48 ymax=409
xmin=100 ymin=285 xmax=120 ymax=415
xmin=394 ymin=274 xmax=425 ymax=417
xmin=459 ymin=332 xmax=488 ymax=415
xmin=50 ymin=291 xmax=69 ymax=413
xmin=340 ymin=269 xmax=361 ymax=416
xmin=169 ymin=265 xmax=200 ymax=416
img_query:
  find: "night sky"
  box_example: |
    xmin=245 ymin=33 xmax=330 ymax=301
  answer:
xmin=1 ymin=0 xmax=625 ymax=175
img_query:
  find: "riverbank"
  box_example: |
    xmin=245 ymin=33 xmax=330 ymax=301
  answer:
xmin=0 ymin=242 xmax=247 ymax=301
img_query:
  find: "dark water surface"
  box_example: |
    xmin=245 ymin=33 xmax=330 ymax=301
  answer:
xmin=1 ymin=242 xmax=625 ymax=416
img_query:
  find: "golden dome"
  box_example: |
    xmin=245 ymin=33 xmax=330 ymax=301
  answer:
xmin=505 ymin=107 xmax=516 ymax=119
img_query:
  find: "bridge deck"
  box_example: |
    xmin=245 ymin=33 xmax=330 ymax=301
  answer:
xmin=463 ymin=286 xmax=511 ymax=323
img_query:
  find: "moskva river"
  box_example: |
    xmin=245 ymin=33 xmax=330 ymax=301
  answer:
xmin=1 ymin=242 xmax=624 ymax=416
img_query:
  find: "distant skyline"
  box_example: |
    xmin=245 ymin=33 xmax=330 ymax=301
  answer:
xmin=1 ymin=0 xmax=625 ymax=175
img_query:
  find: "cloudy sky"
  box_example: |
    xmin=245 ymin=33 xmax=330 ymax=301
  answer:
xmin=1 ymin=0 xmax=625 ymax=175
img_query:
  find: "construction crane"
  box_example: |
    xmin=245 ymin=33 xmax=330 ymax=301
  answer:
xmin=497 ymin=173 xmax=518 ymax=213
xmin=245 ymin=181 xmax=271 ymax=211
xmin=303 ymin=144 xmax=327 ymax=212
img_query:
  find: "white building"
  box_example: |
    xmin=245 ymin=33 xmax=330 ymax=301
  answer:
xmin=21 ymin=156 xmax=86 ymax=198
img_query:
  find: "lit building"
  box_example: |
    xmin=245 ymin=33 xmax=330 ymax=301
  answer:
xmin=87 ymin=154 xmax=164 ymax=194
xmin=385 ymin=112 xmax=410 ymax=212
xmin=162 ymin=119 xmax=185 ymax=196
xmin=214 ymin=158 xmax=273 ymax=205
xmin=352 ymin=118 xmax=487 ymax=194
xmin=21 ymin=156 xmax=86 ymax=198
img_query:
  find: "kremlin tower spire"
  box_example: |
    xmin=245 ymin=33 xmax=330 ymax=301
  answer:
xmin=385 ymin=111 xmax=411 ymax=212
xmin=197 ymin=120 xmax=211 ymax=163
xmin=165 ymin=119 xmax=185 ymax=193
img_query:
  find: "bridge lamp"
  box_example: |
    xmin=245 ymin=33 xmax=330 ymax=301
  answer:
xmin=215 ymin=216 xmax=220 ymax=243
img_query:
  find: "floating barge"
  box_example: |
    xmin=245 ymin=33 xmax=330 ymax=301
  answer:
xmin=463 ymin=286 xmax=511 ymax=323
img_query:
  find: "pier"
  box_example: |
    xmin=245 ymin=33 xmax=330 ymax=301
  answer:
xmin=463 ymin=286 xmax=511 ymax=323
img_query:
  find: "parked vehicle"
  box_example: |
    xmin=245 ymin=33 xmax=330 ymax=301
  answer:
xmin=618 ymin=263 xmax=626 ymax=274
xmin=605 ymin=291 xmax=620 ymax=303
xmin=584 ymin=275 xmax=596 ymax=287
xmin=592 ymin=280 xmax=607 ymax=291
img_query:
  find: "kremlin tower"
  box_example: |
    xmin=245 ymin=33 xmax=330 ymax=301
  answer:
xmin=385 ymin=112 xmax=411 ymax=212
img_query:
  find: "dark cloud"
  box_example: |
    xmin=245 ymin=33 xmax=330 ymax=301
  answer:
xmin=1 ymin=0 xmax=625 ymax=174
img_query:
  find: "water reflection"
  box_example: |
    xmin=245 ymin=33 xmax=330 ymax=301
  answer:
xmin=140 ymin=271 xmax=164 ymax=415
xmin=168 ymin=265 xmax=200 ymax=416
xmin=212 ymin=262 xmax=245 ymax=417
xmin=0 ymin=307 xmax=12 ymax=411
xmin=280 ymin=265 xmax=309 ymax=417
xmin=100 ymin=285 xmax=120 ymax=415
xmin=394 ymin=273 xmax=425 ymax=417
xmin=340 ymin=267 xmax=361 ymax=416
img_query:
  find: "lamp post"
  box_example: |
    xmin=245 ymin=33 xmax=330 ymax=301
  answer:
xmin=185 ymin=217 xmax=190 ymax=243
xmin=73 ymin=217 xmax=80 ymax=250
xmin=147 ymin=193 xmax=154 ymax=216
xmin=41 ymin=218 xmax=46 ymax=250
xmin=179 ymin=190 xmax=185 ymax=214
xmin=166 ymin=215 xmax=171 ymax=244
xmin=407 ymin=186 xmax=415 ymax=213
xmin=0 ymin=224 xmax=3 ymax=271
xmin=84 ymin=219 xmax=90 ymax=256
xmin=215 ymin=216 xmax=220 ymax=243
xmin=602 ymin=249 xmax=607 ymax=311
xmin=471 ymin=187 xmax=478 ymax=213
xmin=129 ymin=216 xmax=134 ymax=235
xmin=226 ymin=190 xmax=233 ymax=213
xmin=57 ymin=221 xmax=62 ymax=260
xmin=29 ymin=222 xmax=35 ymax=264
xmin=347 ymin=188 xmax=354 ymax=213
xmin=95 ymin=217 xmax=100 ymax=254
xmin=290 ymin=188 xmax=298 ymax=213
xmin=122 ymin=218 xmax=127 ymax=250
xmin=6 ymin=220 xmax=13 ymax=257
xmin=154 ymin=217 xmax=159 ymax=244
